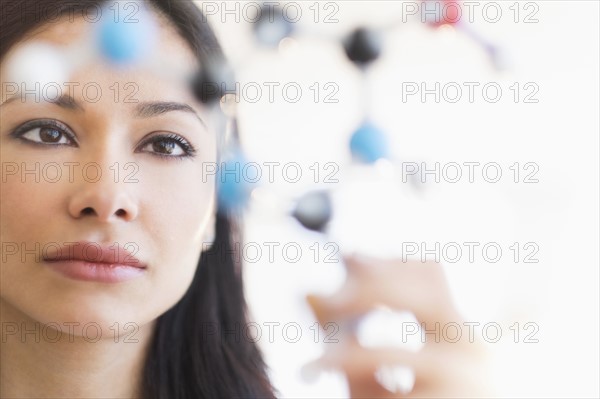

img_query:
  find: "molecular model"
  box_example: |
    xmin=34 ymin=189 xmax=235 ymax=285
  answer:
xmin=4 ymin=0 xmax=507 ymax=236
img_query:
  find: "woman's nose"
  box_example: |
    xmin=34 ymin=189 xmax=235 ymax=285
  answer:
xmin=67 ymin=176 xmax=139 ymax=223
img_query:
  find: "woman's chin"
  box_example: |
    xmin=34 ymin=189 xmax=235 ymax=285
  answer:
xmin=17 ymin=306 xmax=152 ymax=343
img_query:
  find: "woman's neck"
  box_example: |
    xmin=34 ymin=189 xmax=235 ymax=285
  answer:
xmin=0 ymin=299 xmax=155 ymax=399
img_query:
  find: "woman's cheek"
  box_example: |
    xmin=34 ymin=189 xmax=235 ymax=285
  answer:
xmin=146 ymin=160 xmax=214 ymax=222
xmin=0 ymin=173 xmax=64 ymax=242
xmin=143 ymin=204 xmax=211 ymax=318
xmin=142 ymin=164 xmax=214 ymax=261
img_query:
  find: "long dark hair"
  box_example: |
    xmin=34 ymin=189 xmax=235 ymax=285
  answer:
xmin=0 ymin=1 xmax=276 ymax=397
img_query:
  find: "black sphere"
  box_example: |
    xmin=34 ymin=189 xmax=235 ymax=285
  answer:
xmin=191 ymin=59 xmax=235 ymax=104
xmin=343 ymin=27 xmax=382 ymax=66
xmin=292 ymin=190 xmax=332 ymax=232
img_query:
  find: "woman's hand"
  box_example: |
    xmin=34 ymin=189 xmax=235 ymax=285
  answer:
xmin=305 ymin=255 xmax=493 ymax=398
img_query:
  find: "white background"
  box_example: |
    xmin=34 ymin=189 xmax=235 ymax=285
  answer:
xmin=202 ymin=1 xmax=599 ymax=397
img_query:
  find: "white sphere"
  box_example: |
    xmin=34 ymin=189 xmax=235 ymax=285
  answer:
xmin=4 ymin=42 xmax=71 ymax=101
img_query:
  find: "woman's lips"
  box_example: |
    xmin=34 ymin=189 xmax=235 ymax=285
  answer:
xmin=43 ymin=260 xmax=146 ymax=283
xmin=43 ymin=241 xmax=147 ymax=283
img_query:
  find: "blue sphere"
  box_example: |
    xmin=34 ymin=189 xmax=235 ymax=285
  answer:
xmin=97 ymin=8 xmax=155 ymax=64
xmin=253 ymin=5 xmax=294 ymax=47
xmin=217 ymin=152 xmax=255 ymax=212
xmin=349 ymin=122 xmax=389 ymax=163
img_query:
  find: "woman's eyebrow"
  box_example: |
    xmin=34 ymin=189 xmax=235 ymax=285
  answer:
xmin=0 ymin=94 xmax=207 ymax=127
xmin=0 ymin=93 xmax=84 ymax=110
xmin=55 ymin=94 xmax=83 ymax=110
xmin=135 ymin=101 xmax=207 ymax=127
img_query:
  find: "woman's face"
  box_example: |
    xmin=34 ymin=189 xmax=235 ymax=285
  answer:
xmin=0 ymin=12 xmax=217 ymax=334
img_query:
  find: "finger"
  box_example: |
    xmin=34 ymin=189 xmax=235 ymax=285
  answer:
xmin=306 ymin=292 xmax=371 ymax=328
xmin=342 ymin=253 xmax=379 ymax=276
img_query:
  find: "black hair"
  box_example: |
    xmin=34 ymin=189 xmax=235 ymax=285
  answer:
xmin=0 ymin=1 xmax=276 ymax=397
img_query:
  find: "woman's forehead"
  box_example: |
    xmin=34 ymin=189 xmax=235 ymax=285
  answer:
xmin=0 ymin=12 xmax=211 ymax=125
xmin=1 ymin=11 xmax=204 ymax=108
xmin=4 ymin=11 xmax=199 ymax=76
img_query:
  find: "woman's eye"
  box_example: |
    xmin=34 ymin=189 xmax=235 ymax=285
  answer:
xmin=139 ymin=135 xmax=195 ymax=158
xmin=15 ymin=123 xmax=75 ymax=146
xmin=22 ymin=127 xmax=69 ymax=144
xmin=146 ymin=139 xmax=184 ymax=156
